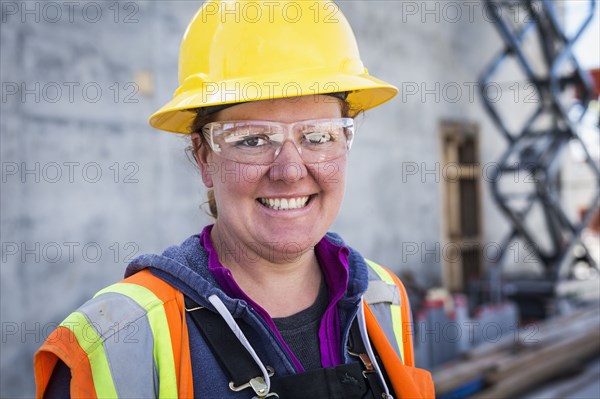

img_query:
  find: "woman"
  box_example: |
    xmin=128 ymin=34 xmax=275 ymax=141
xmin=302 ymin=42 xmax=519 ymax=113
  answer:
xmin=35 ymin=1 xmax=434 ymax=398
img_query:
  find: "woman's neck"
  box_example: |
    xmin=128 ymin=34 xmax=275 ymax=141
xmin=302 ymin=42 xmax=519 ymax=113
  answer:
xmin=210 ymin=224 xmax=323 ymax=318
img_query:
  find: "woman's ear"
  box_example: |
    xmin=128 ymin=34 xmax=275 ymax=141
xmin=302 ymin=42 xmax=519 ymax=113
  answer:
xmin=191 ymin=133 xmax=214 ymax=188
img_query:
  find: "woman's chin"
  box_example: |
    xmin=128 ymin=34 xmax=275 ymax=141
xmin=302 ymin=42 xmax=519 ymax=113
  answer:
xmin=260 ymin=226 xmax=314 ymax=246
xmin=253 ymin=226 xmax=319 ymax=258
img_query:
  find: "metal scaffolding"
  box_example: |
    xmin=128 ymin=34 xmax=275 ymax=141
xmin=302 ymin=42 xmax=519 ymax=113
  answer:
xmin=479 ymin=0 xmax=599 ymax=313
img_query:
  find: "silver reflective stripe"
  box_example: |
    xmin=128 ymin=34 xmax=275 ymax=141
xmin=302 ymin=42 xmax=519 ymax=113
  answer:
xmin=368 ymin=302 xmax=402 ymax=359
xmin=364 ymin=261 xmax=405 ymax=362
xmin=79 ymin=292 xmax=157 ymax=398
xmin=366 ymin=265 xmax=381 ymax=282
xmin=364 ymin=280 xmax=401 ymax=306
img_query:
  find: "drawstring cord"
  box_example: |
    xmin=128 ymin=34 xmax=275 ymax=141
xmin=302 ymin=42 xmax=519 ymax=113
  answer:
xmin=208 ymin=295 xmax=274 ymax=397
xmin=357 ymin=297 xmax=394 ymax=399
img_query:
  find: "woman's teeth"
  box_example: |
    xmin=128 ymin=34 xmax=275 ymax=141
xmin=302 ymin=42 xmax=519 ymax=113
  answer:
xmin=259 ymin=196 xmax=310 ymax=210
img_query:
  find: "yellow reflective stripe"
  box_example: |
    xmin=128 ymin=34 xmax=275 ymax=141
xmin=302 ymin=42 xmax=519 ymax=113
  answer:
xmin=96 ymin=283 xmax=179 ymax=398
xmin=389 ymin=304 xmax=405 ymax=363
xmin=60 ymin=311 xmax=118 ymax=398
xmin=365 ymin=259 xmax=394 ymax=285
xmin=365 ymin=259 xmax=405 ymax=363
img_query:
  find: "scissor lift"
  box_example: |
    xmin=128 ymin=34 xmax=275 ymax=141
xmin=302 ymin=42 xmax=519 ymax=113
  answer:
xmin=479 ymin=0 xmax=599 ymax=318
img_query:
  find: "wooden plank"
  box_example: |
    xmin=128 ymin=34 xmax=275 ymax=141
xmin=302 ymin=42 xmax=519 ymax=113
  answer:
xmin=433 ymin=352 xmax=508 ymax=394
xmin=465 ymin=307 xmax=600 ymax=359
xmin=471 ymin=328 xmax=600 ymax=398
xmin=531 ymin=359 xmax=600 ymax=398
xmin=487 ymin=328 xmax=600 ymax=383
xmin=433 ymin=305 xmax=600 ymax=395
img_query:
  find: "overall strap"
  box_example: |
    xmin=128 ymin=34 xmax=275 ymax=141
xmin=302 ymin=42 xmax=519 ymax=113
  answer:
xmin=184 ymin=296 xmax=388 ymax=399
xmin=348 ymin=315 xmax=390 ymax=399
xmin=184 ymin=296 xmax=263 ymax=389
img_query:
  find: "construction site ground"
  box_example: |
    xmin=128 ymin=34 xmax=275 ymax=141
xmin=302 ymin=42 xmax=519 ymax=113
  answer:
xmin=524 ymin=356 xmax=600 ymax=399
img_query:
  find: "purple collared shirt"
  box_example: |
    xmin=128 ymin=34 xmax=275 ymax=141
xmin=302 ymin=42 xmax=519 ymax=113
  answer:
xmin=200 ymin=224 xmax=350 ymax=372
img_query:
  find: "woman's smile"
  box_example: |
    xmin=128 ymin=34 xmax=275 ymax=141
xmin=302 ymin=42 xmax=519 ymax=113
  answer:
xmin=258 ymin=195 xmax=312 ymax=211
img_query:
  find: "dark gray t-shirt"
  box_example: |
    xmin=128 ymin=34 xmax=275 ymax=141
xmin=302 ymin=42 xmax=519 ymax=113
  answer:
xmin=273 ymin=278 xmax=329 ymax=370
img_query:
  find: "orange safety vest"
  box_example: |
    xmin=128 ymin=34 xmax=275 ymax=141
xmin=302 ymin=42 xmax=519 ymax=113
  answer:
xmin=35 ymin=262 xmax=434 ymax=398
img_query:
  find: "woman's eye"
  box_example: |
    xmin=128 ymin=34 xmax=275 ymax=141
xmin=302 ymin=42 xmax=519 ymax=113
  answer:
xmin=305 ymin=131 xmax=334 ymax=144
xmin=238 ymin=135 xmax=268 ymax=147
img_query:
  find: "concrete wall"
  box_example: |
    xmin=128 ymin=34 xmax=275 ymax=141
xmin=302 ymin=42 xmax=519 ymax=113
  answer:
xmin=0 ymin=0 xmax=555 ymax=396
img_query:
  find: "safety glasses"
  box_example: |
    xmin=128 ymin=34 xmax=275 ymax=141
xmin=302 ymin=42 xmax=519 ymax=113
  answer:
xmin=202 ymin=118 xmax=354 ymax=164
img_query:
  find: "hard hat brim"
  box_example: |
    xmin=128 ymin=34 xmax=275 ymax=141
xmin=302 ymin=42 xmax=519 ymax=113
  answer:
xmin=149 ymin=73 xmax=398 ymax=134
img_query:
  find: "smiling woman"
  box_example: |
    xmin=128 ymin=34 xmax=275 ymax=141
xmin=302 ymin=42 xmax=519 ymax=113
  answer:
xmin=34 ymin=1 xmax=434 ymax=398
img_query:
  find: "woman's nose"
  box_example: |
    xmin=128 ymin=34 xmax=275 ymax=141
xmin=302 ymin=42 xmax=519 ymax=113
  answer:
xmin=269 ymin=141 xmax=308 ymax=182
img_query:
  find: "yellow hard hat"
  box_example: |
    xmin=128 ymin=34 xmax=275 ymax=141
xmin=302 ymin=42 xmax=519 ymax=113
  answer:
xmin=149 ymin=0 xmax=398 ymax=134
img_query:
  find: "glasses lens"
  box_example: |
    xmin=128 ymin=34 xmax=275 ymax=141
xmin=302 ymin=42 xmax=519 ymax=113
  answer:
xmin=212 ymin=122 xmax=282 ymax=163
xmin=298 ymin=119 xmax=353 ymax=163
xmin=206 ymin=119 xmax=353 ymax=164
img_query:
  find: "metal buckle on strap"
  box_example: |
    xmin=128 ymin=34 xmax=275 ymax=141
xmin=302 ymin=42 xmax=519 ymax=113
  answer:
xmin=252 ymin=393 xmax=279 ymax=399
xmin=347 ymin=350 xmax=375 ymax=376
xmin=228 ymin=366 xmax=275 ymax=397
xmin=229 ymin=376 xmax=267 ymax=394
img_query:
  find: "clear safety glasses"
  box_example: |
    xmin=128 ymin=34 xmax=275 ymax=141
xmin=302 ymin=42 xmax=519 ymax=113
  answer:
xmin=202 ymin=118 xmax=354 ymax=164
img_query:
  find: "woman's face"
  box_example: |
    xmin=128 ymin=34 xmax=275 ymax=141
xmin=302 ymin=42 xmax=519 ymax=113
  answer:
xmin=195 ymin=95 xmax=347 ymax=263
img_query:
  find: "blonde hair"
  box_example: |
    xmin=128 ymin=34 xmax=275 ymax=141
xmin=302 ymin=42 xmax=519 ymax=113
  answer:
xmin=186 ymin=109 xmax=218 ymax=218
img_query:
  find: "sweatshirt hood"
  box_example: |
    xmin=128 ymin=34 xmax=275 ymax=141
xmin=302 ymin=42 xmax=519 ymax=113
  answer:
xmin=125 ymin=231 xmax=369 ymax=315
